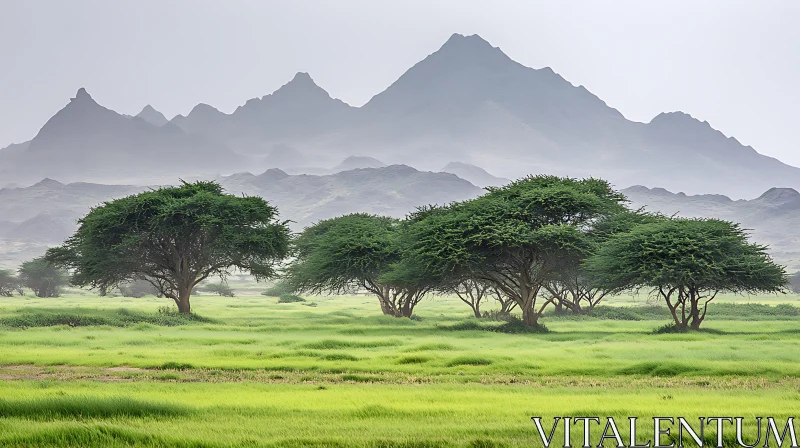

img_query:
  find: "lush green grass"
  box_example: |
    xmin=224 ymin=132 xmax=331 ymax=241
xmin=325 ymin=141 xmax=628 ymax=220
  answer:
xmin=0 ymin=290 xmax=799 ymax=446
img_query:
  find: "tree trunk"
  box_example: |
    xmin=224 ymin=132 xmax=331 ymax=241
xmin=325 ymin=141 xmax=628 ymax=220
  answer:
xmin=471 ymin=304 xmax=482 ymax=319
xmin=689 ymin=300 xmax=703 ymax=330
xmin=176 ymin=286 xmax=192 ymax=314
xmin=521 ymin=306 xmax=539 ymax=327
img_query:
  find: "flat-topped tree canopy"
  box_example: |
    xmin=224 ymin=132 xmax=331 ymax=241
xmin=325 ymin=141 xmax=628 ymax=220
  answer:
xmin=286 ymin=213 xmax=437 ymax=317
xmin=408 ymin=175 xmax=628 ymax=327
xmin=45 ymin=181 xmax=291 ymax=313
xmin=586 ymin=217 xmax=787 ymax=329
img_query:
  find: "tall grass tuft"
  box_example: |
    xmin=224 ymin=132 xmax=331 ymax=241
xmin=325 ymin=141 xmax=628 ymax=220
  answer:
xmin=0 ymin=396 xmax=190 ymax=419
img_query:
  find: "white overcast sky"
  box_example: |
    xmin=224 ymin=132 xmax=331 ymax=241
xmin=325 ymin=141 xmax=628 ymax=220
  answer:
xmin=1 ymin=0 xmax=799 ymax=166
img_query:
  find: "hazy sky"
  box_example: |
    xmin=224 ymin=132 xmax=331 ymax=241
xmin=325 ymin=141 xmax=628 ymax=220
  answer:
xmin=2 ymin=0 xmax=799 ymax=165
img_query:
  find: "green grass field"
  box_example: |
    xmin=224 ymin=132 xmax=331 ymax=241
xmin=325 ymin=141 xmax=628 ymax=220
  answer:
xmin=1 ymin=288 xmax=799 ymax=447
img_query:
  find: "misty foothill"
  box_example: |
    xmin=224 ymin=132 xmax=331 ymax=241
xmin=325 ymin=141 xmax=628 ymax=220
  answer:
xmin=2 ymin=31 xmax=800 ymax=448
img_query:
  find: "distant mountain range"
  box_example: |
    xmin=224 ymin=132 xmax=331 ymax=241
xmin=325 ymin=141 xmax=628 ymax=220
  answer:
xmin=0 ymin=166 xmax=482 ymax=268
xmin=623 ymin=185 xmax=800 ymax=270
xmin=1 ymin=33 xmax=797 ymax=197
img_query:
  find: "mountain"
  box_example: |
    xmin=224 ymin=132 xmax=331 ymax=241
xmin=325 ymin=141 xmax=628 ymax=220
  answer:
xmin=165 ymin=33 xmax=800 ymax=197
xmin=172 ymin=72 xmax=355 ymax=157
xmin=219 ymin=164 xmax=484 ymax=227
xmin=0 ymin=88 xmax=246 ymax=184
xmin=0 ymin=167 xmax=483 ymax=267
xmin=2 ymin=34 xmax=799 ymax=197
xmin=622 ymin=186 xmax=800 ymax=270
xmin=441 ymin=162 xmax=510 ymax=187
xmin=135 ymin=105 xmax=169 ymax=126
xmin=332 ymin=156 xmax=386 ymax=172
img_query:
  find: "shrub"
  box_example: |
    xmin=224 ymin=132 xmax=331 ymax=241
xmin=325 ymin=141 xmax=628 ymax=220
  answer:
xmin=278 ymin=294 xmax=306 ymax=303
xmin=262 ymin=282 xmax=294 ymax=297
xmin=197 ymin=282 xmax=235 ymax=297
xmin=493 ymin=317 xmax=549 ymax=334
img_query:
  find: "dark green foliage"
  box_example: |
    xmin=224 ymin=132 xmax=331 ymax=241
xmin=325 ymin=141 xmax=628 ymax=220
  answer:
xmin=286 ymin=213 xmax=436 ymax=317
xmin=0 ymin=270 xmax=22 ymax=297
xmin=262 ymin=281 xmax=294 ymax=297
xmin=0 ymin=308 xmax=211 ymax=329
xmin=198 ymin=282 xmax=235 ymax=297
xmin=17 ymin=258 xmax=69 ymax=298
xmin=278 ymin=294 xmax=305 ymax=303
xmin=45 ymin=181 xmax=290 ymax=313
xmin=409 ymin=175 xmax=627 ymax=327
xmin=586 ymin=218 xmax=787 ymax=329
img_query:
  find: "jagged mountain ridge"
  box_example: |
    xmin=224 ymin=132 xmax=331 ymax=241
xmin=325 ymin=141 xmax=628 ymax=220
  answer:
xmin=1 ymin=33 xmax=798 ymax=197
xmin=0 ymin=89 xmax=245 ymax=184
xmin=157 ymin=33 xmax=800 ymax=197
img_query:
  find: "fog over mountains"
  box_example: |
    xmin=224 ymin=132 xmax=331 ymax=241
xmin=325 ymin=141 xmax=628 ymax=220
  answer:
xmin=1 ymin=33 xmax=798 ymax=197
xmin=0 ymin=166 xmax=483 ymax=267
xmin=0 ymin=33 xmax=798 ymax=268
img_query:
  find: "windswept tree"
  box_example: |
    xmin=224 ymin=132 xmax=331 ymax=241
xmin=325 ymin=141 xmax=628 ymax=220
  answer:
xmin=0 ymin=270 xmax=22 ymax=297
xmin=286 ymin=213 xmax=436 ymax=317
xmin=409 ymin=176 xmax=627 ymax=328
xmin=586 ymin=218 xmax=786 ymax=330
xmin=18 ymin=258 xmax=69 ymax=297
xmin=45 ymin=181 xmax=290 ymax=313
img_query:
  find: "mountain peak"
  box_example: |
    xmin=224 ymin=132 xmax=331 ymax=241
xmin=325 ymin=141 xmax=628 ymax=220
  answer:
xmin=434 ymin=33 xmax=509 ymax=65
xmin=755 ymin=187 xmax=800 ymax=204
xmin=289 ymin=71 xmax=314 ymax=84
xmin=271 ymin=72 xmax=330 ymax=99
xmin=71 ymin=87 xmax=96 ymax=104
xmin=442 ymin=33 xmax=492 ymax=48
xmin=135 ymin=105 xmax=168 ymax=127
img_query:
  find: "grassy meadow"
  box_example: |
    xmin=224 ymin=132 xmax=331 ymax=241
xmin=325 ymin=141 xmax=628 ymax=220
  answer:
xmin=1 ymin=286 xmax=800 ymax=447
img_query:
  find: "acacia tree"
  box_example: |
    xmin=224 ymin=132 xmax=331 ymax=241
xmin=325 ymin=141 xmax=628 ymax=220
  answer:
xmin=447 ymin=279 xmax=494 ymax=318
xmin=547 ymin=211 xmax=665 ymax=314
xmin=45 ymin=181 xmax=290 ymax=313
xmin=586 ymin=218 xmax=786 ymax=330
xmin=0 ymin=270 xmax=22 ymax=297
xmin=286 ymin=213 xmax=435 ymax=318
xmin=409 ymin=176 xmax=627 ymax=328
xmin=18 ymin=258 xmax=69 ymax=297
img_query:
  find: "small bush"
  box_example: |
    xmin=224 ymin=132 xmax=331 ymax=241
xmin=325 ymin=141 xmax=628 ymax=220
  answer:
xmin=262 ymin=282 xmax=294 ymax=297
xmin=493 ymin=317 xmax=549 ymax=334
xmin=197 ymin=282 xmax=235 ymax=297
xmin=278 ymin=294 xmax=306 ymax=303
